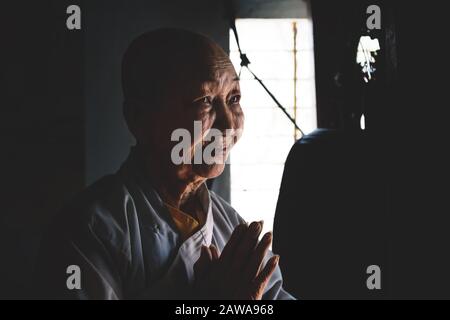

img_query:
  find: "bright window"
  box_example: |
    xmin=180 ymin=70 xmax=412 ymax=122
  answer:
xmin=229 ymin=19 xmax=317 ymax=236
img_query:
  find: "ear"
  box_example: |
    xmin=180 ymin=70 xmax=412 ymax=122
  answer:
xmin=124 ymin=100 xmax=157 ymax=145
xmin=123 ymin=100 xmax=139 ymax=139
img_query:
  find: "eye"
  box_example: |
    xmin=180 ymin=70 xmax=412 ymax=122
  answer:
xmin=193 ymin=96 xmax=213 ymax=109
xmin=201 ymin=96 xmax=212 ymax=105
xmin=229 ymin=95 xmax=241 ymax=105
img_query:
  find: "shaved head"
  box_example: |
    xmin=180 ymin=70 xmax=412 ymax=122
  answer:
xmin=122 ymin=28 xmax=231 ymax=111
xmin=122 ymin=28 xmax=243 ymax=182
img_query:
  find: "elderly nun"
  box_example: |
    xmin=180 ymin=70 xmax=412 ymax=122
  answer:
xmin=34 ymin=28 xmax=294 ymax=300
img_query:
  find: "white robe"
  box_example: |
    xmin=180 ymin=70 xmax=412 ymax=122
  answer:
xmin=34 ymin=149 xmax=295 ymax=300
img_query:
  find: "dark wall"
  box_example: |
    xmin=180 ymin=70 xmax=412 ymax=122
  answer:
xmin=1 ymin=0 xmax=85 ymax=298
xmin=387 ymin=1 xmax=450 ymax=299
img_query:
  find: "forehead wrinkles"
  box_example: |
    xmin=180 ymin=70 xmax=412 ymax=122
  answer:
xmin=202 ymin=55 xmax=238 ymax=89
xmin=201 ymin=68 xmax=238 ymax=94
xmin=205 ymin=57 xmax=233 ymax=69
xmin=176 ymin=52 xmax=238 ymax=96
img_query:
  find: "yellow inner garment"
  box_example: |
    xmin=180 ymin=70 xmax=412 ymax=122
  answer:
xmin=165 ymin=202 xmax=206 ymax=240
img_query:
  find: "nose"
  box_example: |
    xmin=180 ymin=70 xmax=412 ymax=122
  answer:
xmin=213 ymin=99 xmax=234 ymax=132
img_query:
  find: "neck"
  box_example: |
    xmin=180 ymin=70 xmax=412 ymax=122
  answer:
xmin=136 ymin=145 xmax=206 ymax=209
xmin=157 ymin=177 xmax=205 ymax=210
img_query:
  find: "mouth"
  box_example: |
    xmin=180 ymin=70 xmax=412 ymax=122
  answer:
xmin=201 ymin=136 xmax=233 ymax=151
xmin=199 ymin=138 xmax=232 ymax=164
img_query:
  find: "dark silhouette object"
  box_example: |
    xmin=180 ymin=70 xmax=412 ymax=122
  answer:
xmin=273 ymin=129 xmax=387 ymax=299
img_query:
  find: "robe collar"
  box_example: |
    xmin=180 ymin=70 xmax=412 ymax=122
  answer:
xmin=119 ymin=147 xmax=214 ymax=247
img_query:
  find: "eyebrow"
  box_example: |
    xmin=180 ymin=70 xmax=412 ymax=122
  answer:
xmin=201 ymin=76 xmax=240 ymax=83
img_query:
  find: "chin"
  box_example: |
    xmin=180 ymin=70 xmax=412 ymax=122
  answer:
xmin=193 ymin=163 xmax=225 ymax=179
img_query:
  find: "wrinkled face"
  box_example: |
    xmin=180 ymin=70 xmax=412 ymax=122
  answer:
xmin=140 ymin=42 xmax=244 ymax=180
xmin=182 ymin=56 xmax=244 ymax=178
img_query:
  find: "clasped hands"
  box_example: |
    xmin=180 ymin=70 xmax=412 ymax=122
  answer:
xmin=194 ymin=221 xmax=279 ymax=300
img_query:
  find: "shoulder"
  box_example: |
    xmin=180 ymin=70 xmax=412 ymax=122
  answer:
xmin=35 ymin=173 xmax=136 ymax=297
xmin=49 ymin=173 xmax=137 ymax=251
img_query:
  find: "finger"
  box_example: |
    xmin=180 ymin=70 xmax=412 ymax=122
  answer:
xmin=230 ymin=221 xmax=263 ymax=271
xmin=220 ymin=223 xmax=248 ymax=265
xmin=251 ymin=255 xmax=280 ymax=298
xmin=210 ymin=244 xmax=220 ymax=260
xmin=244 ymin=232 xmax=272 ymax=281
